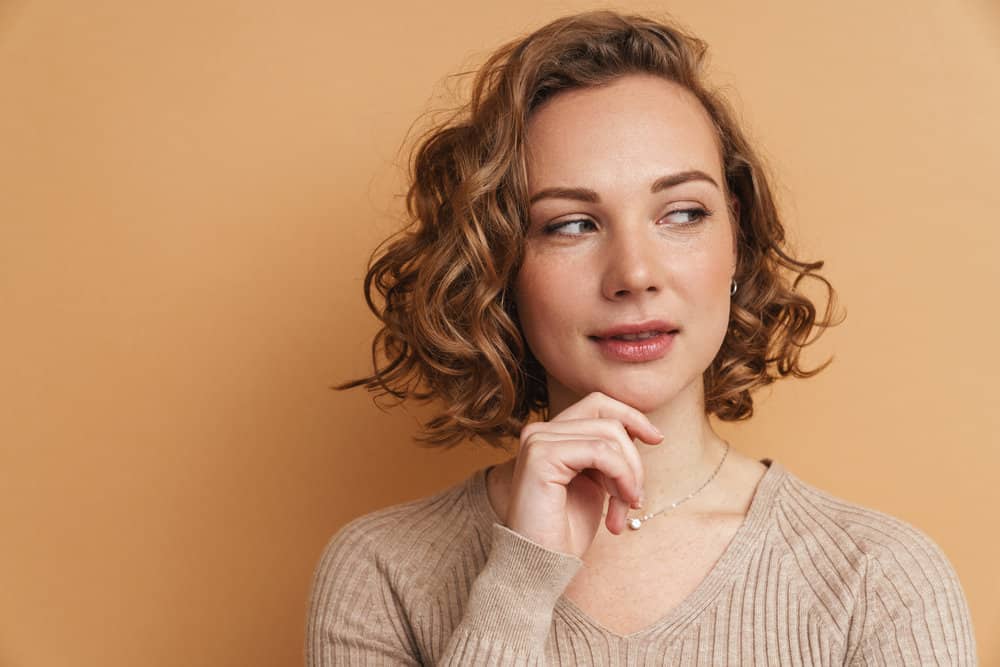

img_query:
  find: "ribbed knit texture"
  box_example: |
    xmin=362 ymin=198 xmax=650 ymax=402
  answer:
xmin=305 ymin=459 xmax=977 ymax=665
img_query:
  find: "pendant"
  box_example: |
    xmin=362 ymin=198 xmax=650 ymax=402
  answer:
xmin=628 ymin=518 xmax=643 ymax=530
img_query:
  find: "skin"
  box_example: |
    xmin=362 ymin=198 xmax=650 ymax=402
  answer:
xmin=490 ymin=73 xmax=767 ymax=559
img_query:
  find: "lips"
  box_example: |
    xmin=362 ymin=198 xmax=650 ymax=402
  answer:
xmin=608 ymin=331 xmax=662 ymax=341
xmin=587 ymin=320 xmax=680 ymax=363
xmin=590 ymin=320 xmax=680 ymax=340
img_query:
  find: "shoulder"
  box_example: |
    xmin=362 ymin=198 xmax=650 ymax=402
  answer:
xmin=310 ymin=468 xmax=492 ymax=596
xmin=772 ymin=466 xmax=976 ymax=662
xmin=775 ymin=467 xmax=960 ymax=577
xmin=305 ymin=471 xmax=492 ymax=665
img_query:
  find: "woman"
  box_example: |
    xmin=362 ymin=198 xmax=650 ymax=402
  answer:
xmin=306 ymin=10 xmax=977 ymax=665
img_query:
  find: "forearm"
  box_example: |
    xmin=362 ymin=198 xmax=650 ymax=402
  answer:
xmin=436 ymin=523 xmax=582 ymax=665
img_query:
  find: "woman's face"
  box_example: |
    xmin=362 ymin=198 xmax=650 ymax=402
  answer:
xmin=514 ymin=73 xmax=737 ymax=415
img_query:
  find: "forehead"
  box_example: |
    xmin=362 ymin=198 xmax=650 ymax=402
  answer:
xmin=524 ymin=74 xmax=723 ymax=189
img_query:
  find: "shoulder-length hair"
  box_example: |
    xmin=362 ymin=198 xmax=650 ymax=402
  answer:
xmin=335 ymin=10 xmax=843 ymax=449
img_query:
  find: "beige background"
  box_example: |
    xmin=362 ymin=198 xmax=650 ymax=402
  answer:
xmin=1 ymin=1 xmax=997 ymax=665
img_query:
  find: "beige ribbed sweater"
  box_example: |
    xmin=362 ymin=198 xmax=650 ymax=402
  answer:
xmin=305 ymin=459 xmax=977 ymax=665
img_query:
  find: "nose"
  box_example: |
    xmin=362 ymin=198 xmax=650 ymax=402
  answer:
xmin=600 ymin=223 xmax=665 ymax=300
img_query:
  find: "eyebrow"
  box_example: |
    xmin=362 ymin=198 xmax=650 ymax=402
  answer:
xmin=528 ymin=169 xmax=720 ymax=206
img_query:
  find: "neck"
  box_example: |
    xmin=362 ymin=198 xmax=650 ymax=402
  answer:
xmin=545 ymin=378 xmax=732 ymax=517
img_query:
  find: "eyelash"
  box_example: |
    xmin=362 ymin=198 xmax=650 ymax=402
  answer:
xmin=542 ymin=207 xmax=712 ymax=236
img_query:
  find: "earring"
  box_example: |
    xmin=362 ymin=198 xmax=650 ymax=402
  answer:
xmin=730 ymin=279 xmax=738 ymax=296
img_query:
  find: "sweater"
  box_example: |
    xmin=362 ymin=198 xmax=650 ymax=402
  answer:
xmin=305 ymin=459 xmax=978 ymax=665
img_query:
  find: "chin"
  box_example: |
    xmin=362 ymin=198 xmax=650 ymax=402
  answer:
xmin=563 ymin=378 xmax=675 ymax=414
xmin=545 ymin=358 xmax=706 ymax=415
xmin=600 ymin=388 xmax=674 ymax=414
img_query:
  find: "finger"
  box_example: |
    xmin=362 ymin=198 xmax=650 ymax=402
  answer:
xmin=552 ymin=391 xmax=664 ymax=445
xmin=606 ymin=495 xmax=629 ymax=534
xmin=525 ymin=419 xmax=646 ymax=505
xmin=580 ymin=468 xmax=621 ymax=506
xmin=522 ymin=432 xmax=640 ymax=505
xmin=580 ymin=469 xmax=624 ymax=529
xmin=539 ymin=439 xmax=641 ymax=506
xmin=586 ymin=467 xmax=627 ymax=508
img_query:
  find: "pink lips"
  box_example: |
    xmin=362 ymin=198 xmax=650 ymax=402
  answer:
xmin=589 ymin=320 xmax=680 ymax=363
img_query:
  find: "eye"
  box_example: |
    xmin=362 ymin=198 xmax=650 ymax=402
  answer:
xmin=543 ymin=218 xmax=597 ymax=235
xmin=664 ymin=207 xmax=712 ymax=225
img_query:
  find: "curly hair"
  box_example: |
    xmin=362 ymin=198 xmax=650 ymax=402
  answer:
xmin=334 ymin=9 xmax=844 ymax=449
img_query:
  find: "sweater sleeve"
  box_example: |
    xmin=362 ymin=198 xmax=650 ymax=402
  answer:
xmin=846 ymin=523 xmax=978 ymax=666
xmin=436 ymin=523 xmax=583 ymax=664
xmin=305 ymin=520 xmax=583 ymax=667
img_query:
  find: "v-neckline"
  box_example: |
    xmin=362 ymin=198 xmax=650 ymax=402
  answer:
xmin=467 ymin=457 xmax=785 ymax=642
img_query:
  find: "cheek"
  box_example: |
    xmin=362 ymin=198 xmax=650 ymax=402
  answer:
xmin=513 ymin=254 xmax=582 ymax=352
xmin=694 ymin=253 xmax=735 ymax=337
xmin=692 ymin=231 xmax=735 ymax=287
xmin=671 ymin=240 xmax=729 ymax=290
xmin=512 ymin=260 xmax=541 ymax=338
xmin=514 ymin=258 xmax=552 ymax=333
xmin=674 ymin=247 xmax=734 ymax=337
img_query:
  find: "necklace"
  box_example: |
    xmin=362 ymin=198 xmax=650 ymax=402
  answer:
xmin=623 ymin=440 xmax=730 ymax=530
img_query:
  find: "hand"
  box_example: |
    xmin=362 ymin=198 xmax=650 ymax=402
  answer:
xmin=504 ymin=391 xmax=664 ymax=558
